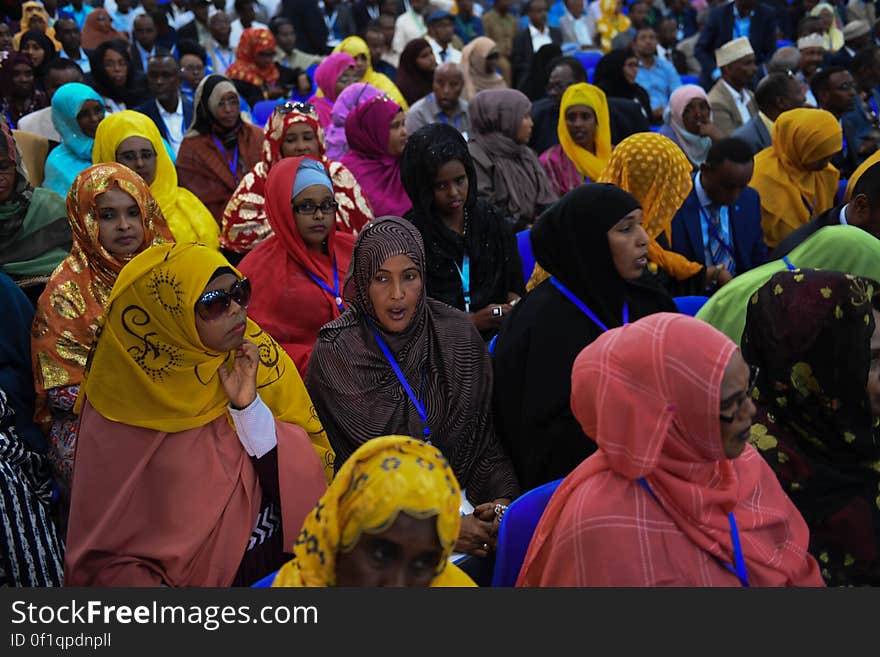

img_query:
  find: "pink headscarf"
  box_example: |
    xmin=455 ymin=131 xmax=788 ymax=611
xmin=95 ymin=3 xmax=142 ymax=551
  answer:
xmin=518 ymin=313 xmax=824 ymax=587
xmin=340 ymin=95 xmax=410 ymax=217
xmin=325 ymin=82 xmax=383 ymax=161
xmin=308 ymin=53 xmax=356 ymax=126
xmin=667 ymin=84 xmax=713 ymax=166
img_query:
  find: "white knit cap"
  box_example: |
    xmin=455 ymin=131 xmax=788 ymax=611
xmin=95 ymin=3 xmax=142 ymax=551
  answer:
xmin=797 ymin=34 xmax=826 ymax=50
xmin=715 ymin=37 xmax=755 ymax=68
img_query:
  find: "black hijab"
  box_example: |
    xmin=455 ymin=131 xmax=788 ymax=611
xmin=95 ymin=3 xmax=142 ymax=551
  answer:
xmin=492 ymin=184 xmax=676 ymax=490
xmin=395 ymin=38 xmax=435 ymax=106
xmin=593 ymin=47 xmax=651 ymax=120
xmin=400 ymin=123 xmax=524 ymax=320
xmin=517 ymin=42 xmax=561 ymax=102
xmin=188 ymin=74 xmax=243 ymax=148
xmin=18 ymin=30 xmax=56 ymax=83
xmin=86 ymin=39 xmax=148 ymax=106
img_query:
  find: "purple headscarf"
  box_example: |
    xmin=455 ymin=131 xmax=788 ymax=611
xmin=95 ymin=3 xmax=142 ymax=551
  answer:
xmin=308 ymin=52 xmax=356 ymax=127
xmin=325 ymin=82 xmax=383 ymax=161
xmin=340 ymin=95 xmax=410 ymax=217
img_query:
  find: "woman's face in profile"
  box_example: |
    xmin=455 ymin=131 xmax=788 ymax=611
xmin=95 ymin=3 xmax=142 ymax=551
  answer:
xmin=334 ymin=512 xmax=442 ymax=587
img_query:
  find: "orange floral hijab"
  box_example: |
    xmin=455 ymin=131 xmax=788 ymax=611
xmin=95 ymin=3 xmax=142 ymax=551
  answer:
xmin=225 ymin=27 xmax=280 ymax=87
xmin=31 ymin=163 xmax=173 ymax=428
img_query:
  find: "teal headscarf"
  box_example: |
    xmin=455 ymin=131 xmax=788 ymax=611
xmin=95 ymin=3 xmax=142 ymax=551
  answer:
xmin=42 ymin=83 xmax=105 ymax=198
xmin=696 ymin=225 xmax=880 ymax=343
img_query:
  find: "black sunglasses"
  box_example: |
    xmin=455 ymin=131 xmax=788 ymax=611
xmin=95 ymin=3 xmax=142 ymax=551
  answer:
xmin=719 ymin=365 xmax=760 ymax=424
xmin=276 ymin=101 xmax=315 ymax=115
xmin=195 ymin=278 xmax=252 ymax=321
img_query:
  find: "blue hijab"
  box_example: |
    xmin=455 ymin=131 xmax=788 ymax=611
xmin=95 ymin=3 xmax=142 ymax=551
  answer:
xmin=43 ymin=83 xmax=105 ymax=198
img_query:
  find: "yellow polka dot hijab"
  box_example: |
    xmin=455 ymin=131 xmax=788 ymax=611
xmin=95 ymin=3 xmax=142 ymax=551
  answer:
xmin=597 ymin=132 xmax=702 ymax=281
xmin=273 ymin=436 xmax=476 ymax=587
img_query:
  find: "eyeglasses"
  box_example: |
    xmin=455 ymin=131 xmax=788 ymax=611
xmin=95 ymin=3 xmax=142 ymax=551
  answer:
xmin=117 ymin=149 xmax=156 ymax=164
xmin=834 ymin=81 xmax=856 ymax=91
xmin=719 ymin=365 xmax=760 ymax=424
xmin=195 ymin=277 xmax=252 ymax=321
xmin=292 ymin=199 xmax=339 ymax=216
xmin=276 ymin=100 xmax=315 ymax=115
xmin=180 ymin=64 xmax=205 ymax=74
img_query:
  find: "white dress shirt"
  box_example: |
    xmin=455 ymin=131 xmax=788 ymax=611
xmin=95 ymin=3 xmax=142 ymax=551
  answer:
xmin=529 ymin=22 xmax=553 ymax=53
xmin=229 ymin=19 xmax=269 ymax=47
xmin=157 ymin=97 xmax=185 ymax=156
xmin=426 ymin=36 xmax=462 ymax=64
xmin=721 ymin=79 xmax=753 ymax=125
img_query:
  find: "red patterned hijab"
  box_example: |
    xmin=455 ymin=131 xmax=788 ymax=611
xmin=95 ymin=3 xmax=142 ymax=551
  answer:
xmin=225 ymin=27 xmax=280 ymax=87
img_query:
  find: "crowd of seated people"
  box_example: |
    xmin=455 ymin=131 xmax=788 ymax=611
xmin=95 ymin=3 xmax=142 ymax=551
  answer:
xmin=3 ymin=0 xmax=880 ymax=589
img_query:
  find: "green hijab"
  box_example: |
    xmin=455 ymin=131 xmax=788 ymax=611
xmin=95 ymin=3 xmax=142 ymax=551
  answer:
xmin=0 ymin=126 xmax=71 ymax=279
xmin=697 ymin=225 xmax=880 ymax=343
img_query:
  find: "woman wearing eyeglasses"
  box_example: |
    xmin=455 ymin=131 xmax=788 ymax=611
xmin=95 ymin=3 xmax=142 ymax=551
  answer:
xmin=176 ymin=75 xmax=265 ymax=225
xmin=93 ymin=110 xmax=219 ymax=249
xmin=31 ymin=163 xmax=173 ymax=498
xmin=742 ymin=269 xmax=880 ymax=586
xmin=64 ymin=242 xmax=334 ymax=587
xmin=517 ymin=313 xmax=824 ymax=587
xmin=237 ymin=157 xmax=355 ymax=376
xmin=221 ymin=101 xmax=373 ymax=257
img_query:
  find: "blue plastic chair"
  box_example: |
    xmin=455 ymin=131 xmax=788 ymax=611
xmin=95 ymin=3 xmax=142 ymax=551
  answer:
xmin=252 ymin=99 xmax=282 ymax=128
xmin=649 ymin=124 xmax=663 ymax=132
xmin=776 ymin=39 xmax=793 ymax=49
xmin=673 ymin=295 xmax=710 ymax=316
xmin=516 ymin=228 xmax=535 ymax=286
xmin=574 ymin=50 xmax=603 ymax=73
xmin=837 ymin=178 xmax=848 ymax=204
xmin=587 ymin=66 xmax=595 ymax=83
xmin=252 ymin=569 xmax=278 ymax=587
xmin=491 ymin=478 xmax=563 ymax=587
xmin=680 ymin=74 xmax=699 ymax=86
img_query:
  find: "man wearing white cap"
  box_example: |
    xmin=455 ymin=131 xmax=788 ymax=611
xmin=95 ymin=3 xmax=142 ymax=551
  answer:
xmin=707 ymin=37 xmax=759 ymax=136
xmin=846 ymin=0 xmax=876 ymax=28
xmin=830 ymin=20 xmax=873 ymax=68
xmin=798 ymin=33 xmax=826 ymax=107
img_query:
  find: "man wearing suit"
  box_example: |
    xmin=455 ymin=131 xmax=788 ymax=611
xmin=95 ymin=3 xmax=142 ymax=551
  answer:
xmin=812 ymin=66 xmax=860 ymax=179
xmin=694 ymin=0 xmax=776 ymax=90
xmin=772 ymin=161 xmax=880 ymax=257
xmin=670 ymin=138 xmax=767 ymax=288
xmin=733 ymin=72 xmax=806 ymax=154
xmin=134 ymin=52 xmax=194 ymax=157
xmin=131 ymin=14 xmax=158 ymax=77
xmin=511 ymin=0 xmax=562 ymax=88
xmin=707 ymin=38 xmax=759 ymax=136
xmin=177 ymin=0 xmax=214 ymax=48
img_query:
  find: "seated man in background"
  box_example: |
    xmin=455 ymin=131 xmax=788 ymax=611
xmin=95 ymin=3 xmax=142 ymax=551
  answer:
xmin=670 ymin=138 xmax=766 ymax=291
xmin=811 ymin=66 xmax=860 ymax=179
xmin=18 ymin=59 xmax=84 ymax=144
xmin=135 ymin=50 xmax=193 ymax=158
xmin=733 ymin=72 xmax=806 ymax=155
xmin=707 ymin=37 xmax=758 ymax=137
xmin=365 ymin=20 xmax=397 ymax=80
xmin=634 ymin=25 xmax=681 ymax=124
xmin=405 ymin=62 xmax=470 ymax=136
xmin=271 ymin=16 xmax=324 ymax=72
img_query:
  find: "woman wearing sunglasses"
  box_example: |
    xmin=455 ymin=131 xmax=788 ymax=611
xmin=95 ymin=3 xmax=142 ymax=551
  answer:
xmin=742 ymin=269 xmax=880 ymax=587
xmin=237 ymin=157 xmax=355 ymax=376
xmin=64 ymin=242 xmax=334 ymax=587
xmin=31 ymin=163 xmax=173 ymax=500
xmin=221 ymin=101 xmax=373 ymax=258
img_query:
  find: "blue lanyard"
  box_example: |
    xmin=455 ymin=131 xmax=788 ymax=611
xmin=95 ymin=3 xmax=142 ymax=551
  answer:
xmin=212 ymin=137 xmax=240 ymax=184
xmin=550 ymin=277 xmax=628 ymax=332
xmin=637 ymin=477 xmax=749 ymax=587
xmin=840 ymin=120 xmax=848 ymax=157
xmin=433 ymin=95 xmax=460 ymax=130
xmin=453 ymin=253 xmax=471 ymax=313
xmin=800 ymin=194 xmax=814 ymax=217
xmin=365 ymin=318 xmax=431 ymax=442
xmin=782 ymin=256 xmax=796 ymax=271
xmin=158 ymin=104 xmax=185 ymax=143
xmin=699 ymin=205 xmax=736 ymax=262
xmin=868 ymin=96 xmax=879 ymax=120
xmin=213 ymin=46 xmax=233 ymax=71
xmin=304 ymin=257 xmax=345 ymax=313
xmin=3 ymin=108 xmax=15 ymax=130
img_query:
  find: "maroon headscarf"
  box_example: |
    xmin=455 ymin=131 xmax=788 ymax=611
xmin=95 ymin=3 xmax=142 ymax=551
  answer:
xmin=395 ymin=38 xmax=435 ymax=106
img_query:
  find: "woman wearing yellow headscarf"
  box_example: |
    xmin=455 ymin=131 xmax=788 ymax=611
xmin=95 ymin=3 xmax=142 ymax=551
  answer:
xmin=539 ymin=83 xmax=611 ymax=197
xmin=13 ymin=2 xmax=61 ymax=51
xmin=749 ymin=108 xmax=841 ymax=249
xmin=809 ymin=3 xmax=845 ymax=52
xmin=595 ymin=0 xmax=630 ymax=53
xmin=597 ymin=132 xmax=704 ymax=283
xmin=65 ymin=242 xmax=334 ymax=586
xmin=273 ymin=435 xmax=476 ymax=587
xmin=332 ymin=36 xmax=408 ymax=110
xmin=92 ymin=110 xmax=220 ymax=249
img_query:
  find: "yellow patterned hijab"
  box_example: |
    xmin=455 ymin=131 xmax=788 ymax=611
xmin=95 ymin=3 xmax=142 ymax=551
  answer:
xmin=597 ymin=132 xmax=702 ymax=281
xmin=273 ymin=436 xmax=475 ymax=587
xmin=557 ymin=83 xmax=612 ymax=181
xmin=596 ymin=0 xmax=631 ymax=53
xmin=78 ymin=242 xmax=335 ymax=479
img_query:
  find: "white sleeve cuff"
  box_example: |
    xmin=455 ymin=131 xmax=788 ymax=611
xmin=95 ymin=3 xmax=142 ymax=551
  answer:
xmin=229 ymin=394 xmax=277 ymax=459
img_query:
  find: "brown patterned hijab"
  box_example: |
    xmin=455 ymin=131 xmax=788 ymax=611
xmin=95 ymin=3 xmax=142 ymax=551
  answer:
xmin=305 ymin=216 xmax=519 ymax=505
xmin=31 ymin=163 xmax=172 ymax=429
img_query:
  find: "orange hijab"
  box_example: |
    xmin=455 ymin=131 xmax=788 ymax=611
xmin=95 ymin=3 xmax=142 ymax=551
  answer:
xmin=31 ymin=163 xmax=172 ymax=430
xmin=80 ymin=8 xmax=126 ymax=50
xmin=225 ymin=27 xmax=280 ymax=87
xmin=518 ymin=313 xmax=824 ymax=587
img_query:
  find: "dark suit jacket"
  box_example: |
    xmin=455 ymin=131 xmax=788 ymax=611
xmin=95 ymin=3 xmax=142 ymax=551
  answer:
xmin=133 ymin=96 xmax=194 ymax=144
xmin=770 ymin=205 xmax=842 ymax=259
xmin=282 ymin=0 xmax=329 ymax=55
xmin=832 ymin=116 xmax=860 ymax=179
xmin=511 ymin=26 xmax=562 ymax=88
xmin=732 ymin=114 xmax=771 ymax=155
xmin=177 ymin=20 xmax=200 ymax=46
xmin=694 ymin=3 xmax=777 ymax=89
xmin=670 ymin=182 xmax=767 ymax=275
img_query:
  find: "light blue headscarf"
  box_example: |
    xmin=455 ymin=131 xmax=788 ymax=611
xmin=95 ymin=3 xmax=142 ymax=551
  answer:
xmin=42 ymin=83 xmax=105 ymax=198
xmin=292 ymin=158 xmax=334 ymax=198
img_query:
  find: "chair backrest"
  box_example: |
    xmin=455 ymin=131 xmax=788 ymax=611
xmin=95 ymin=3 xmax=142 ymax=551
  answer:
xmin=516 ymin=228 xmax=535 ymax=286
xmin=673 ymin=295 xmax=710 ymax=316
xmin=252 ymin=99 xmax=281 ymax=128
xmin=680 ymin=74 xmax=698 ymax=86
xmin=491 ymin=478 xmax=563 ymax=587
xmin=573 ymin=50 xmax=603 ymax=73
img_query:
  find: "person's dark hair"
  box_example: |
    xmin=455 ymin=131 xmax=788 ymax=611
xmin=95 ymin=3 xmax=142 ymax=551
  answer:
xmin=18 ymin=30 xmax=58 ymax=79
xmin=755 ymin=72 xmax=795 ymax=113
xmin=148 ymin=47 xmax=177 ymax=64
xmin=852 ymin=46 xmax=877 ymax=73
xmin=852 ymin=162 xmax=880 ymax=202
xmin=524 ymin=0 xmax=547 ymax=12
xmin=400 ymin=122 xmax=478 ymax=216
xmin=704 ymin=138 xmax=754 ymax=168
xmin=177 ymin=39 xmax=208 ymax=65
xmin=548 ymin=55 xmax=587 ymax=83
xmin=365 ymin=19 xmax=384 ymax=33
xmin=810 ymin=65 xmax=847 ymax=100
xmin=88 ymin=39 xmax=138 ymax=102
xmin=518 ymin=42 xmax=562 ymax=100
xmin=234 ymin=0 xmax=254 ymax=12
xmin=45 ymin=57 xmax=83 ymax=77
xmin=269 ymin=15 xmax=293 ymax=35
xmin=797 ymin=15 xmax=822 ymax=37
xmin=635 ymin=25 xmax=655 ymax=36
